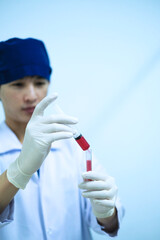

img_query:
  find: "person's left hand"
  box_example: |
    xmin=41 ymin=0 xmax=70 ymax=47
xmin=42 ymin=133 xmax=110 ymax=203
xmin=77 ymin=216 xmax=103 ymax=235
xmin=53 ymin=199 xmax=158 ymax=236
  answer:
xmin=78 ymin=171 xmax=118 ymax=218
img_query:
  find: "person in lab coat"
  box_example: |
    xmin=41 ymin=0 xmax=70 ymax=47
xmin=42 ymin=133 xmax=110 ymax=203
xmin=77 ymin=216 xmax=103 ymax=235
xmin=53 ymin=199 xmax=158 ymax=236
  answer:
xmin=0 ymin=38 xmax=124 ymax=240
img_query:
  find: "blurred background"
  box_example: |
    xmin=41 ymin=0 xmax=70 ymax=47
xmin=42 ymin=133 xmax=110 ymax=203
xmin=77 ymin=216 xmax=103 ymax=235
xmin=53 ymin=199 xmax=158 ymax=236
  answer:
xmin=0 ymin=0 xmax=160 ymax=239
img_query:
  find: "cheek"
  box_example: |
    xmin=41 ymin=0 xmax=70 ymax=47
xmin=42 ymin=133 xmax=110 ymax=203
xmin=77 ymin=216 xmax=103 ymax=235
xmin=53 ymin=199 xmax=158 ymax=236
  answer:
xmin=2 ymin=94 xmax=21 ymax=111
xmin=38 ymin=87 xmax=49 ymax=99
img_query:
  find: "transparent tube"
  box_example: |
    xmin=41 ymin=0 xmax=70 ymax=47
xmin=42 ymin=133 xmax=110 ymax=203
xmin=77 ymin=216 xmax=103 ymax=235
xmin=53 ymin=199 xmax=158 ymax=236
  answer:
xmin=53 ymin=103 xmax=90 ymax=151
xmin=85 ymin=148 xmax=92 ymax=181
xmin=86 ymin=148 xmax=92 ymax=171
xmin=74 ymin=133 xmax=90 ymax=151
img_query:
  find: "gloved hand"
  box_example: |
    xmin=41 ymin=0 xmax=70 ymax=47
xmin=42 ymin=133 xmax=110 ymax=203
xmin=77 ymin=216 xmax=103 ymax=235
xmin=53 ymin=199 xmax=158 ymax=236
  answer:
xmin=78 ymin=171 xmax=118 ymax=218
xmin=7 ymin=94 xmax=78 ymax=189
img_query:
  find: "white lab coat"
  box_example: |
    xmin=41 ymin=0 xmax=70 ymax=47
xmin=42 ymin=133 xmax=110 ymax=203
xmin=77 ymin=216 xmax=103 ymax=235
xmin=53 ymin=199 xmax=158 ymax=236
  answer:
xmin=0 ymin=121 xmax=124 ymax=240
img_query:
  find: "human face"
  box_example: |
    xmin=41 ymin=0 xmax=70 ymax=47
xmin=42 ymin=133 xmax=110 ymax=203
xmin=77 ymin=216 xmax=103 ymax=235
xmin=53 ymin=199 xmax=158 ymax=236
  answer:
xmin=0 ymin=76 xmax=49 ymax=128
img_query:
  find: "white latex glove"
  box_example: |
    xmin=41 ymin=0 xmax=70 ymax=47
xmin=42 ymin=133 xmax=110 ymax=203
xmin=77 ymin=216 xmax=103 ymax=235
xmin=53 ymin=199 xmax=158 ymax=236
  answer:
xmin=78 ymin=171 xmax=118 ymax=218
xmin=7 ymin=94 xmax=78 ymax=189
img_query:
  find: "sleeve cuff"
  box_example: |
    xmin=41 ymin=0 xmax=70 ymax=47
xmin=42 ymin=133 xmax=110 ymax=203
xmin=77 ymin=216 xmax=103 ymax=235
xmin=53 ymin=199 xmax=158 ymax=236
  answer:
xmin=90 ymin=197 xmax=125 ymax=237
xmin=0 ymin=199 xmax=14 ymax=227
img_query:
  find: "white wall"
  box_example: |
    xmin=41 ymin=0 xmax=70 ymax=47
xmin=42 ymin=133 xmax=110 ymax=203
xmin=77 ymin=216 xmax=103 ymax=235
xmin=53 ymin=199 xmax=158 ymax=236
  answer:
xmin=0 ymin=0 xmax=160 ymax=239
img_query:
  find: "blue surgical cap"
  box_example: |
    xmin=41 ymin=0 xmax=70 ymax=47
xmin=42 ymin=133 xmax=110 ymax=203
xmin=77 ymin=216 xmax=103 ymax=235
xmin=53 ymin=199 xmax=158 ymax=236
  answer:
xmin=0 ymin=37 xmax=52 ymax=84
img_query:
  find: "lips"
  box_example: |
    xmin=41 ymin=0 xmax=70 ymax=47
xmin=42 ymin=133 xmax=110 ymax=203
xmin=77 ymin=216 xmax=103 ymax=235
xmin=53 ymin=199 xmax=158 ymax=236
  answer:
xmin=22 ymin=106 xmax=35 ymax=114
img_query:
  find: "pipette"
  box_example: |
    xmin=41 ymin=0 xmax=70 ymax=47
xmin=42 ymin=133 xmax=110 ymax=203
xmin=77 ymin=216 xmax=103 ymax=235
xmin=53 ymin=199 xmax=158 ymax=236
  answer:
xmin=53 ymin=103 xmax=92 ymax=171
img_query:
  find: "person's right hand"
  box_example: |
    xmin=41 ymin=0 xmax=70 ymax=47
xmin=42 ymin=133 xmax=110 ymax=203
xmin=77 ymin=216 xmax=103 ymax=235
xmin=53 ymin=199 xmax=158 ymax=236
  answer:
xmin=7 ymin=94 xmax=78 ymax=189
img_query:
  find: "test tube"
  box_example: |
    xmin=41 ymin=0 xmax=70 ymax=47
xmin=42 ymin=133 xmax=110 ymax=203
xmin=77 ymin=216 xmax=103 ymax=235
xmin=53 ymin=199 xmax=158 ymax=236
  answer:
xmin=85 ymin=148 xmax=92 ymax=181
xmin=53 ymin=103 xmax=90 ymax=151
xmin=86 ymin=148 xmax=92 ymax=171
xmin=73 ymin=131 xmax=90 ymax=151
xmin=54 ymin=104 xmax=92 ymax=173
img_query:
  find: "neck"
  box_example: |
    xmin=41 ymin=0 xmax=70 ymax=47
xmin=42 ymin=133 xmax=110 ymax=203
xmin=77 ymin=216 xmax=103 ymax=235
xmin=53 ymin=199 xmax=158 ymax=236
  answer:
xmin=5 ymin=120 xmax=27 ymax=143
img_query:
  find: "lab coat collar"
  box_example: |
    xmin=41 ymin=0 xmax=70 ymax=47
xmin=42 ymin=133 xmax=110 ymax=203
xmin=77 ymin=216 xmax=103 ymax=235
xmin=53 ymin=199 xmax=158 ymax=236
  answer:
xmin=0 ymin=121 xmax=59 ymax=154
xmin=0 ymin=121 xmax=22 ymax=154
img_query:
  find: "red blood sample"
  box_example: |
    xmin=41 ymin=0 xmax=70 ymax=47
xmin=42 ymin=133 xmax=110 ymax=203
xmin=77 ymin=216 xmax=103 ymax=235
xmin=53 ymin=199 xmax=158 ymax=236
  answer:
xmin=75 ymin=134 xmax=90 ymax=151
xmin=86 ymin=160 xmax=92 ymax=171
xmin=86 ymin=149 xmax=92 ymax=181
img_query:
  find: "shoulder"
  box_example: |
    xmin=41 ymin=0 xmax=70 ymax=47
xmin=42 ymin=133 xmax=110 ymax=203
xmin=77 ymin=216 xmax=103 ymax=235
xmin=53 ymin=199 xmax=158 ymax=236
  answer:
xmin=0 ymin=121 xmax=22 ymax=156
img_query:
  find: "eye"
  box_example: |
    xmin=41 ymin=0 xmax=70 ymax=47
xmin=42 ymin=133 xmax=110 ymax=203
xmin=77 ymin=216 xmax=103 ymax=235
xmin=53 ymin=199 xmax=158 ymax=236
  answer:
xmin=11 ymin=82 xmax=24 ymax=87
xmin=35 ymin=81 xmax=47 ymax=86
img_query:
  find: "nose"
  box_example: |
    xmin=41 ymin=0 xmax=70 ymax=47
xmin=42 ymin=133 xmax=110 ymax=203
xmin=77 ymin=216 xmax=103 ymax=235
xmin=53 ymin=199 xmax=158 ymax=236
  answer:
xmin=24 ymin=84 xmax=37 ymax=103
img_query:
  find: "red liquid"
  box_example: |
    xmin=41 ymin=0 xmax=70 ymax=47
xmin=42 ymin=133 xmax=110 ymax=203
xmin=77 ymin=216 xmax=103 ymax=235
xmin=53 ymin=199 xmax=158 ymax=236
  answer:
xmin=86 ymin=160 xmax=92 ymax=171
xmin=75 ymin=135 xmax=90 ymax=151
xmin=86 ymin=160 xmax=92 ymax=181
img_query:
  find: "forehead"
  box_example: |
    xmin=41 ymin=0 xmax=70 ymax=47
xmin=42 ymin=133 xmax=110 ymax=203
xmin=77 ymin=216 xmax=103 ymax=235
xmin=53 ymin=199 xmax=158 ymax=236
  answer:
xmin=5 ymin=75 xmax=48 ymax=84
xmin=14 ymin=75 xmax=47 ymax=81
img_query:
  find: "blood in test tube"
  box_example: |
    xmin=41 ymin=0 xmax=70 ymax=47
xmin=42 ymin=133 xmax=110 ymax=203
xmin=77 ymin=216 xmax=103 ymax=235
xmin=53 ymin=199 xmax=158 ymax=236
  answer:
xmin=53 ymin=104 xmax=90 ymax=151
xmin=86 ymin=159 xmax=92 ymax=171
xmin=74 ymin=134 xmax=91 ymax=172
xmin=86 ymin=148 xmax=92 ymax=171
xmin=85 ymin=148 xmax=92 ymax=181
xmin=74 ymin=134 xmax=90 ymax=151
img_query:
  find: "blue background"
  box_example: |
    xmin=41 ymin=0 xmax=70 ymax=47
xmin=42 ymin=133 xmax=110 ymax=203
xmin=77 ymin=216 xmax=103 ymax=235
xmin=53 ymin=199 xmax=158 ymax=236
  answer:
xmin=0 ymin=0 xmax=160 ymax=239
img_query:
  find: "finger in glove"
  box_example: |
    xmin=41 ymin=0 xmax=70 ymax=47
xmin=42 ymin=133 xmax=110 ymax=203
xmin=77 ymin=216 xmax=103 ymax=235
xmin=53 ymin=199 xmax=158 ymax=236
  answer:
xmin=78 ymin=180 xmax=112 ymax=190
xmin=32 ymin=94 xmax=58 ymax=117
xmin=41 ymin=115 xmax=78 ymax=125
xmin=82 ymin=171 xmax=109 ymax=181
xmin=82 ymin=188 xmax=117 ymax=199
xmin=92 ymin=199 xmax=115 ymax=208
